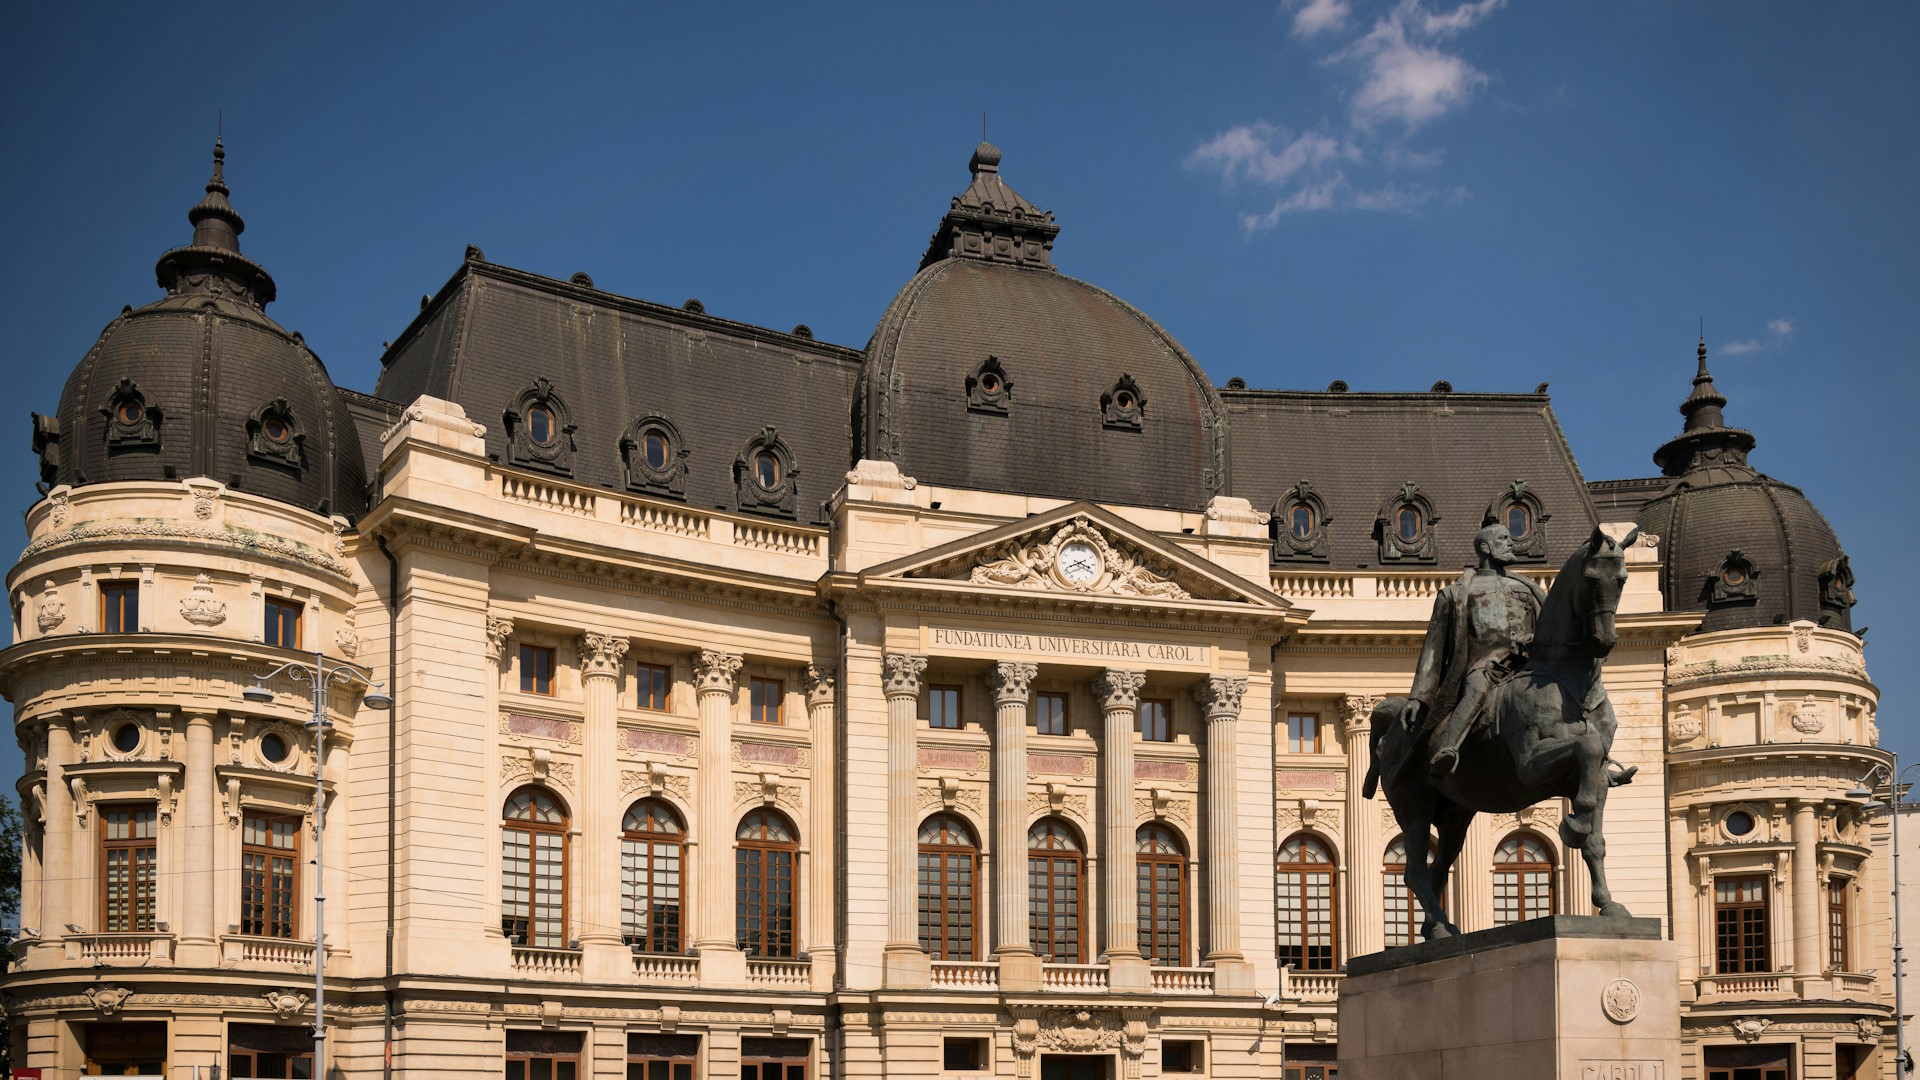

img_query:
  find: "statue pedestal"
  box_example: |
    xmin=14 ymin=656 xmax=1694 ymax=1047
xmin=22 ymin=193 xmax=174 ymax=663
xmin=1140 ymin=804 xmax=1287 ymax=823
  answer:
xmin=1337 ymin=916 xmax=1679 ymax=1080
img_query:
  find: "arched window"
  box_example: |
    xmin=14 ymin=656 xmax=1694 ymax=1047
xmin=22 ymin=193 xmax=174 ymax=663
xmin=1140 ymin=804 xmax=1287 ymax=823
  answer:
xmin=1028 ymin=818 xmax=1085 ymax=963
xmin=736 ymin=810 xmax=797 ymax=958
xmin=502 ymin=788 xmax=568 ymax=948
xmin=1137 ymin=824 xmax=1188 ymax=966
xmin=622 ymin=800 xmax=686 ymax=954
xmin=1277 ymin=834 xmax=1337 ymax=971
xmin=1494 ymin=833 xmax=1555 ymax=926
xmin=917 ymin=814 xmax=980 ymax=960
xmin=1383 ymin=837 xmax=1427 ymax=949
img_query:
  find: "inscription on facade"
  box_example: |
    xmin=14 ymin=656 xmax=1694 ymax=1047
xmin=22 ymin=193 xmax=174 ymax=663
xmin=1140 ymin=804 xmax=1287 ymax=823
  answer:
xmin=625 ymin=729 xmax=692 ymax=755
xmin=738 ymin=741 xmax=801 ymax=767
xmin=918 ymin=748 xmax=985 ymax=771
xmin=1029 ymin=753 xmax=1091 ymax=776
xmin=928 ymin=626 xmax=1211 ymax=668
xmin=1134 ymin=759 xmax=1192 ymax=781
xmin=506 ymin=714 xmax=573 ymax=741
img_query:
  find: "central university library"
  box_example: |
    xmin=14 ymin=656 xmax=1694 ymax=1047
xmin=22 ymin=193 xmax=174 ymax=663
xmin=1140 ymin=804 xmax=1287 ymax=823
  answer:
xmin=0 ymin=140 xmax=1889 ymax=1079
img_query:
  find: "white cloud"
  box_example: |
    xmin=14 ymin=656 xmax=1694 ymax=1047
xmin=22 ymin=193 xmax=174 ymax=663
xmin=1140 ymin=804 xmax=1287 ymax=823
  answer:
xmin=1290 ymin=0 xmax=1352 ymax=37
xmin=1718 ymin=318 xmax=1795 ymax=356
xmin=1332 ymin=0 xmax=1503 ymax=131
xmin=1721 ymin=339 xmax=1763 ymax=355
xmin=1239 ymin=176 xmax=1471 ymax=232
xmin=1186 ymin=123 xmax=1358 ymax=185
xmin=1767 ymin=318 xmax=1794 ymax=339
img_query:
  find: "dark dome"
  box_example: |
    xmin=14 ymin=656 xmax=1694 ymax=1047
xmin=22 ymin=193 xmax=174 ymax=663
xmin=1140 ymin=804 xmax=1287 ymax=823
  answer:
xmin=857 ymin=147 xmax=1225 ymax=511
xmin=1636 ymin=339 xmax=1854 ymax=632
xmin=32 ymin=142 xmax=368 ymax=519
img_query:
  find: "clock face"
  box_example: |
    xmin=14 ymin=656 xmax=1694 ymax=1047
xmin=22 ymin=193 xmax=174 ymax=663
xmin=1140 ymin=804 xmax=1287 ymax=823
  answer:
xmin=1058 ymin=540 xmax=1101 ymax=585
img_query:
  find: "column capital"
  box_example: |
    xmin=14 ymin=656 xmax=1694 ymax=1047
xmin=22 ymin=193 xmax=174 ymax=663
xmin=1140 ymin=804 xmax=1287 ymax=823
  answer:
xmin=988 ymin=662 xmax=1039 ymax=705
xmin=692 ymin=650 xmax=744 ymax=695
xmin=1092 ymin=669 xmax=1146 ymax=712
xmin=1339 ymin=694 xmax=1384 ymax=743
xmin=804 ymin=663 xmax=838 ymax=708
xmin=882 ymin=653 xmax=929 ymax=699
xmin=1192 ymin=676 xmax=1249 ymax=720
xmin=485 ymin=616 xmax=515 ymax=664
xmin=577 ymin=633 xmax=630 ymax=680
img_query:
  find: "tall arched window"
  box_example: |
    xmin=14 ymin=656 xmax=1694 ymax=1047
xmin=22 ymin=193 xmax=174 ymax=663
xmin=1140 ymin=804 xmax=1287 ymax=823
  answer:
xmin=1028 ymin=818 xmax=1085 ymax=963
xmin=622 ymin=800 xmax=686 ymax=953
xmin=736 ymin=810 xmax=797 ymax=958
xmin=1493 ymin=833 xmax=1556 ymax=926
xmin=1137 ymin=824 xmax=1188 ymax=966
xmin=1277 ymin=834 xmax=1337 ymax=970
xmin=1383 ymin=836 xmax=1427 ymax=949
xmin=502 ymin=788 xmax=569 ymax=948
xmin=917 ymin=814 xmax=980 ymax=960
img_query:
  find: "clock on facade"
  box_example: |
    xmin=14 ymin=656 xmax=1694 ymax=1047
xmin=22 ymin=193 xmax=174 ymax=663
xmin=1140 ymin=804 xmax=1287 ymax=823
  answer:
xmin=1057 ymin=540 xmax=1101 ymax=585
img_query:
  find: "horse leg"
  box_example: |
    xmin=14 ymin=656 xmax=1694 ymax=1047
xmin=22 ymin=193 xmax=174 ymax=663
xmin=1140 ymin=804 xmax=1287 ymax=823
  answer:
xmin=1402 ymin=814 xmax=1452 ymax=941
xmin=1562 ymin=731 xmax=1630 ymax=917
xmin=1427 ymin=806 xmax=1472 ymax=937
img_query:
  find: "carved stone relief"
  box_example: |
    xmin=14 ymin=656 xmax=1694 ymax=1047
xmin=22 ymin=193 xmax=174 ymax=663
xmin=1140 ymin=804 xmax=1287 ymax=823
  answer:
xmin=180 ymin=573 xmax=227 ymax=628
xmin=36 ymin=580 xmax=63 ymax=632
xmin=1787 ymin=695 xmax=1824 ymax=735
xmin=964 ymin=514 xmax=1188 ymax=600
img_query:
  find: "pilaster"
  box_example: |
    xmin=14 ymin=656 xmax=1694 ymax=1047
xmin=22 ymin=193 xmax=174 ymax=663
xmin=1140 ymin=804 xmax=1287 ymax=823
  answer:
xmin=804 ymin=663 xmax=838 ymax=991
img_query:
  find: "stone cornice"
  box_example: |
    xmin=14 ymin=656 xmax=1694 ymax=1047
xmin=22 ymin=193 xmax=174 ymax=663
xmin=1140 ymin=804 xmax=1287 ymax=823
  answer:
xmin=828 ymin=574 xmax=1297 ymax=635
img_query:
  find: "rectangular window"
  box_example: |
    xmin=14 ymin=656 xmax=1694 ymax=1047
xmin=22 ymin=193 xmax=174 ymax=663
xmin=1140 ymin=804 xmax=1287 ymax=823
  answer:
xmin=943 ymin=1038 xmax=987 ymax=1071
xmin=627 ymin=1034 xmax=699 ymax=1080
xmin=230 ymin=1022 xmax=314 ymax=1078
xmin=1139 ymin=699 xmax=1173 ymax=742
xmin=1714 ymin=875 xmax=1771 ymax=974
xmin=241 ymin=815 xmax=300 ymax=938
xmin=101 ymin=581 xmax=139 ymax=633
xmin=264 ymin=597 xmax=302 ymax=649
xmin=100 ymin=804 xmax=158 ymax=932
xmin=636 ymin=663 xmax=672 ymax=712
xmin=750 ymin=677 xmax=784 ymax=725
xmin=519 ymin=645 xmax=554 ymax=696
xmin=1035 ymin=692 xmax=1069 ymax=736
xmin=929 ymin=685 xmax=962 ymax=729
xmin=1288 ymin=714 xmax=1322 ymax=754
xmin=1829 ymin=878 xmax=1849 ymax=971
xmin=503 ymin=1030 xmax=583 ymax=1080
xmin=1162 ymin=1041 xmax=1204 ymax=1074
xmin=740 ymin=1037 xmax=810 ymax=1080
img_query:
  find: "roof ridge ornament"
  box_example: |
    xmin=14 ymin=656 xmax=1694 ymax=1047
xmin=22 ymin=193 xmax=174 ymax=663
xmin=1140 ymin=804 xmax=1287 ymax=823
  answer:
xmin=154 ymin=138 xmax=277 ymax=307
xmin=919 ymin=142 xmax=1061 ymax=270
xmin=1652 ymin=334 xmax=1755 ymax=477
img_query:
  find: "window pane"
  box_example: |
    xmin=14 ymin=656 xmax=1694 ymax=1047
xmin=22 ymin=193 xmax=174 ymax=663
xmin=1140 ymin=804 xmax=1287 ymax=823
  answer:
xmin=929 ymin=686 xmax=961 ymax=729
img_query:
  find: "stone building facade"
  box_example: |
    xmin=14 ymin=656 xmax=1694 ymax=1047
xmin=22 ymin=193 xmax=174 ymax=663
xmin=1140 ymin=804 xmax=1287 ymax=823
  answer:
xmin=0 ymin=140 xmax=1891 ymax=1079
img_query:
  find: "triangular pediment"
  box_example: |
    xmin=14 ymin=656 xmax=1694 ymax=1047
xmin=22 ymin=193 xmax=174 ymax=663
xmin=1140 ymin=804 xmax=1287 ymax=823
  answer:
xmin=861 ymin=502 xmax=1288 ymax=609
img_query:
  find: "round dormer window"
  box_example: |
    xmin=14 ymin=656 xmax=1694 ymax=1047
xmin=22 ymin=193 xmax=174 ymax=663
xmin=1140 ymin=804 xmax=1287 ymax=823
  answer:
xmin=979 ymin=371 xmax=1003 ymax=395
xmin=1114 ymin=390 xmax=1136 ymax=412
xmin=260 ymin=732 xmax=290 ymax=764
xmin=263 ymin=415 xmax=290 ymax=443
xmin=117 ymin=400 xmax=143 ymax=425
xmin=1723 ymin=565 xmax=1748 ymax=587
xmin=1724 ymin=810 xmax=1756 ymax=837
xmin=111 ymin=722 xmax=141 ymax=754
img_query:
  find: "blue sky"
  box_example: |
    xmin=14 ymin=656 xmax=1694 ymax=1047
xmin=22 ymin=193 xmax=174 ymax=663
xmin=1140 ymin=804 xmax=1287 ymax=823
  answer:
xmin=1 ymin=3 xmax=1914 ymax=796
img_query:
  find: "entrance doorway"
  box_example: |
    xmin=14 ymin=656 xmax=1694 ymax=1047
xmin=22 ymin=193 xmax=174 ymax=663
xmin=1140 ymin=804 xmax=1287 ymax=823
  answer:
xmin=1040 ymin=1055 xmax=1111 ymax=1080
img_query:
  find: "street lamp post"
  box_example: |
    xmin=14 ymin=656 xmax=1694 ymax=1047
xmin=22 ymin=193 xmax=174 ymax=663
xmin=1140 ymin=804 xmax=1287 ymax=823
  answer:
xmin=1849 ymin=754 xmax=1917 ymax=1074
xmin=245 ymin=650 xmax=391 ymax=1080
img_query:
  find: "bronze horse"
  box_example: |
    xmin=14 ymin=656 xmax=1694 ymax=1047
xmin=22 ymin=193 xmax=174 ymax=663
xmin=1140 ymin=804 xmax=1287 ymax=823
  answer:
xmin=1362 ymin=525 xmax=1639 ymax=939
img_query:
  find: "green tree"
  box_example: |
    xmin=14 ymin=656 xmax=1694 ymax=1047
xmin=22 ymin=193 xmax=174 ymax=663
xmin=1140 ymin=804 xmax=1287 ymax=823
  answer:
xmin=0 ymin=792 xmax=18 ymax=929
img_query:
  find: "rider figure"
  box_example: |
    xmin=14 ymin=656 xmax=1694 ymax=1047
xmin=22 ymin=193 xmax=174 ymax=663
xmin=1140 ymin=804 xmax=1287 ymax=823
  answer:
xmin=1399 ymin=524 xmax=1548 ymax=783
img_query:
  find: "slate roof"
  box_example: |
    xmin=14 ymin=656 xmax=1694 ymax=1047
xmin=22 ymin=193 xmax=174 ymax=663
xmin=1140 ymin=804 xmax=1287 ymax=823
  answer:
xmin=1222 ymin=388 xmax=1601 ymax=569
xmin=373 ymin=255 xmax=864 ymax=522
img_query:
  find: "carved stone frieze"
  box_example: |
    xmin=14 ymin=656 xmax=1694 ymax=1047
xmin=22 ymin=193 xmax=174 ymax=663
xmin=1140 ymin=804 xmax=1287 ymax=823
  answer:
xmin=85 ymin=986 xmax=132 ymax=1015
xmin=1138 ymin=793 xmax=1195 ymax=826
xmin=961 ymin=514 xmax=1189 ymax=600
xmin=919 ymin=783 xmax=984 ymax=816
xmin=1671 ymin=652 xmax=1867 ymax=683
xmin=619 ymin=768 xmax=690 ymax=805
xmin=502 ymin=753 xmax=574 ymax=792
xmin=735 ymin=778 xmax=802 ymax=814
xmin=22 ymin=518 xmax=348 ymax=577
xmin=1028 ymin=788 xmax=1090 ymax=824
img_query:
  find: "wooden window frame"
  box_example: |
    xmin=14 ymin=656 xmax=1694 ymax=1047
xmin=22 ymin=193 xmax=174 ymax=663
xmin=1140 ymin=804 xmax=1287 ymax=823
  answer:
xmin=519 ymin=645 xmax=555 ymax=696
xmin=740 ymin=1043 xmax=810 ymax=1080
xmin=99 ymin=803 xmax=158 ymax=933
xmin=264 ymin=597 xmax=303 ymax=650
xmin=227 ymin=1048 xmax=315 ymax=1078
xmin=1287 ymin=713 xmax=1322 ymax=754
xmin=621 ymin=800 xmax=686 ymax=955
xmin=636 ymin=663 xmax=672 ymax=712
xmin=1828 ymin=877 xmax=1849 ymax=971
xmin=1028 ymin=818 xmax=1087 ymax=963
xmin=917 ymin=814 xmax=980 ymax=961
xmin=749 ymin=677 xmax=784 ymax=726
xmin=1139 ymin=698 xmax=1173 ymax=743
xmin=1383 ymin=837 xmax=1426 ymax=950
xmin=241 ymin=813 xmax=301 ymax=939
xmin=502 ymin=787 xmax=570 ymax=948
xmin=1035 ymin=691 xmax=1069 ymax=736
xmin=736 ymin=810 xmax=797 ymax=958
xmin=1714 ymin=874 xmax=1771 ymax=974
xmin=1492 ymin=832 xmax=1556 ymax=926
xmin=928 ymin=684 xmax=963 ymax=730
xmin=503 ymin=1052 xmax=581 ymax=1080
xmin=1277 ymin=834 xmax=1338 ymax=971
xmin=1137 ymin=825 xmax=1188 ymax=966
xmin=100 ymin=580 xmax=139 ymax=634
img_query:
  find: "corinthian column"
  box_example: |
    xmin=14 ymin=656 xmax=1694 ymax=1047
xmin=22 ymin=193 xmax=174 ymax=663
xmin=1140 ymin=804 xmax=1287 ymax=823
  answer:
xmin=988 ymin=662 xmax=1041 ymax=990
xmin=1339 ymin=696 xmax=1384 ymax=958
xmin=175 ymin=713 xmax=218 ymax=965
xmin=804 ymin=664 xmax=838 ymax=991
xmin=1791 ymin=800 xmax=1820 ymax=978
xmin=1195 ymin=677 xmax=1249 ymax=985
xmin=484 ymin=618 xmax=513 ymax=945
xmin=577 ymin=633 xmax=630 ymax=979
xmin=883 ymin=653 xmax=930 ymax=987
xmin=39 ymin=718 xmax=76 ymax=958
xmin=692 ymin=650 xmax=745 ymax=984
xmin=1094 ymin=669 xmax=1150 ymax=991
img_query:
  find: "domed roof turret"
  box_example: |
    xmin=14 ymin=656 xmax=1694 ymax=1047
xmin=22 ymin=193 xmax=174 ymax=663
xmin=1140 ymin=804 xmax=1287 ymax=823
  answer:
xmin=859 ymin=145 xmax=1225 ymax=511
xmin=1636 ymin=337 xmax=1854 ymax=631
xmin=30 ymin=141 xmax=368 ymax=518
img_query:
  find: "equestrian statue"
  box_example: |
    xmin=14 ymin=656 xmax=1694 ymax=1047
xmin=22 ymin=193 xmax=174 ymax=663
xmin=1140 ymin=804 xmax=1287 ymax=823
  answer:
xmin=1362 ymin=522 xmax=1639 ymax=940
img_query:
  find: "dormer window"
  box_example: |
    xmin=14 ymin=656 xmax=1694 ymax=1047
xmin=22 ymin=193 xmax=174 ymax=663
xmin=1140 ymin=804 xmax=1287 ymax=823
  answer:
xmin=1706 ymin=550 xmax=1761 ymax=604
xmin=755 ymin=450 xmax=781 ymax=489
xmin=733 ymin=427 xmax=798 ymax=518
xmin=967 ymin=356 xmax=1013 ymax=415
xmin=1291 ymin=504 xmax=1316 ymax=540
xmin=1505 ymin=503 xmax=1529 ymax=538
xmin=1377 ymin=482 xmax=1438 ymax=563
xmin=644 ymin=431 xmax=669 ymax=470
xmin=247 ymin=399 xmax=305 ymax=473
xmin=1271 ymin=480 xmax=1331 ymax=563
xmin=527 ymin=404 xmax=556 ymax=447
xmin=619 ymin=415 xmax=689 ymax=500
xmin=1101 ymin=374 xmax=1146 ymax=431
xmin=503 ymin=378 xmax=577 ymax=476
xmin=1483 ymin=480 xmax=1548 ymax=560
xmin=101 ymin=378 xmax=162 ymax=454
xmin=1397 ymin=506 xmax=1423 ymax=544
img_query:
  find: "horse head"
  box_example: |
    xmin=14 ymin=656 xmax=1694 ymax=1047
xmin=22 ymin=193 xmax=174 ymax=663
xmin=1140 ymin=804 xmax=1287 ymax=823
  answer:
xmin=1572 ymin=525 xmax=1636 ymax=657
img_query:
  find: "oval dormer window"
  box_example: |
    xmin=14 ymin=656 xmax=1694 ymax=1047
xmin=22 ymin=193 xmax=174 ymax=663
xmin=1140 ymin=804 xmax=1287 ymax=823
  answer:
xmin=1397 ymin=505 xmax=1423 ymax=543
xmin=1290 ymin=503 xmax=1315 ymax=540
xmin=1114 ymin=389 xmax=1136 ymax=412
xmin=118 ymin=400 xmax=143 ymax=425
xmin=644 ymin=430 xmax=669 ymax=471
xmin=979 ymin=370 xmax=1003 ymax=395
xmin=526 ymin=404 xmax=556 ymax=447
xmin=1723 ymin=564 xmax=1747 ymax=587
xmin=263 ymin=416 xmax=290 ymax=444
xmin=755 ymin=450 xmax=781 ymax=489
xmin=1506 ymin=503 xmax=1530 ymax=540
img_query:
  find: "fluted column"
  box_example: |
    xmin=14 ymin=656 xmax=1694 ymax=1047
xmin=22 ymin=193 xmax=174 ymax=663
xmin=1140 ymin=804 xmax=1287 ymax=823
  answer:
xmin=804 ymin=664 xmax=837 ymax=991
xmin=1195 ymin=677 xmax=1248 ymax=970
xmin=178 ymin=713 xmax=218 ymax=963
xmin=483 ymin=618 xmax=513 ymax=945
xmin=1339 ymin=696 xmax=1384 ymax=958
xmin=883 ymin=653 xmax=930 ymax=987
xmin=988 ymin=662 xmax=1041 ymax=990
xmin=1791 ymin=800 xmax=1820 ymax=978
xmin=1457 ymin=819 xmax=1492 ymax=933
xmin=38 ymin=718 xmax=76 ymax=956
xmin=577 ymin=633 xmax=630 ymax=978
xmin=1094 ymin=669 xmax=1150 ymax=991
xmin=692 ymin=650 xmax=744 ymax=984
